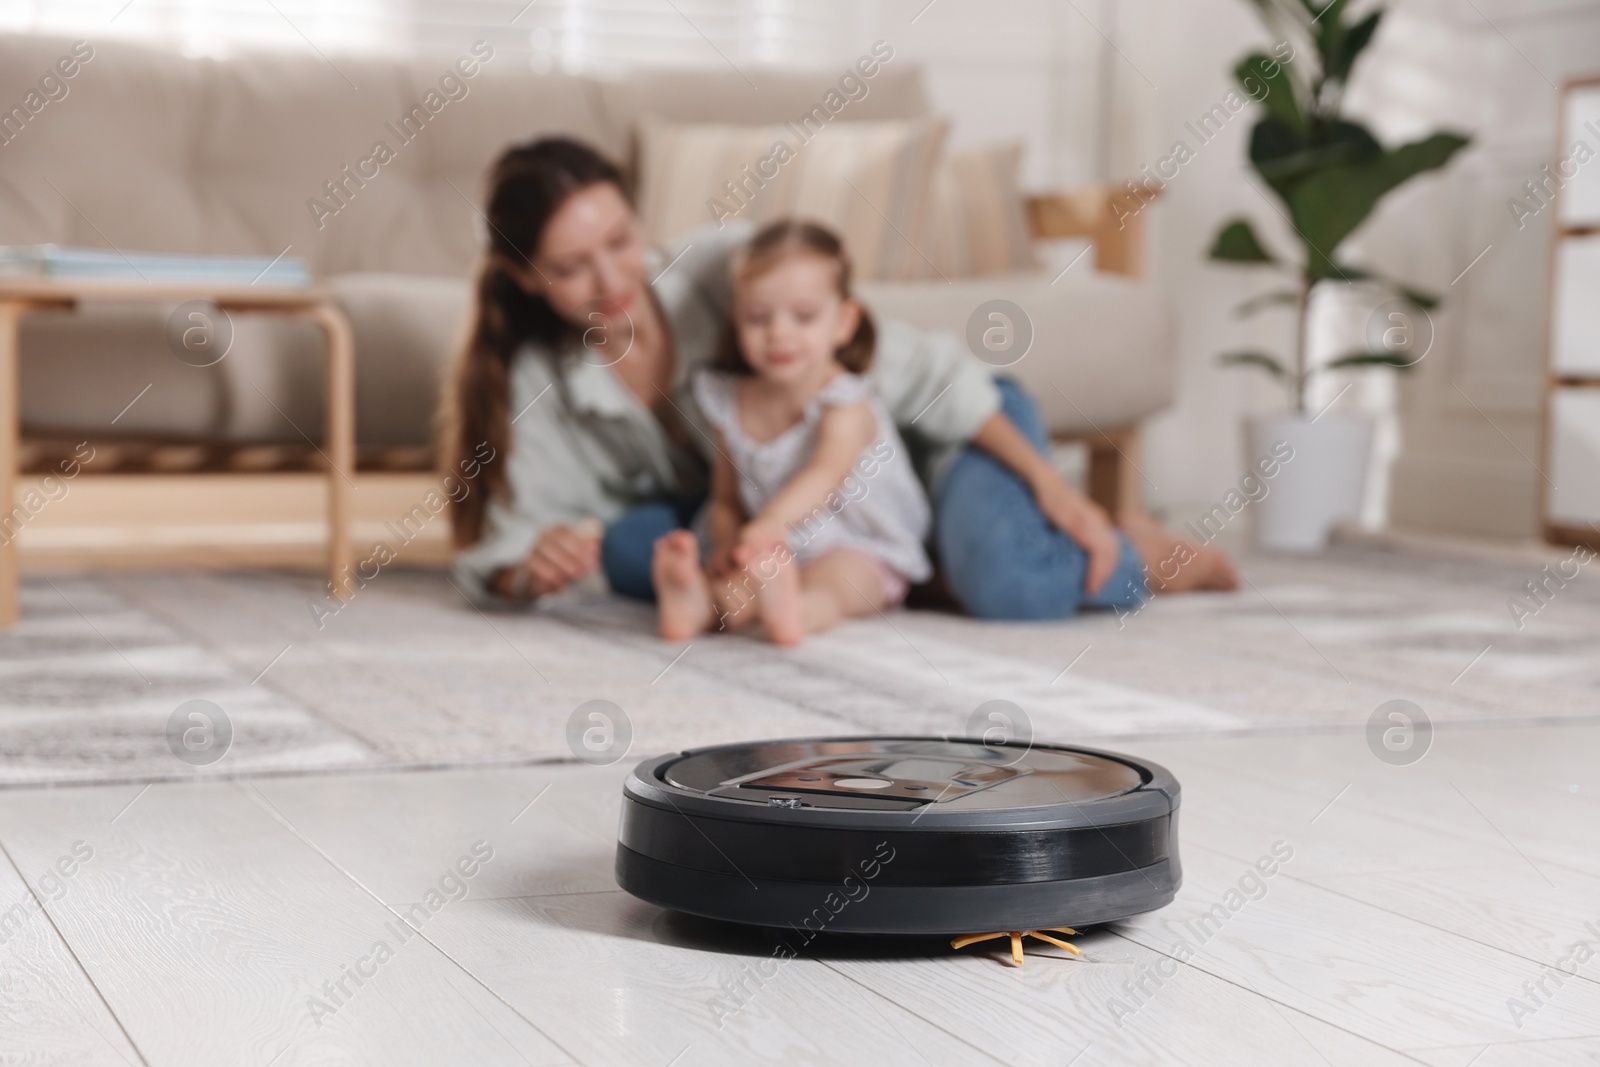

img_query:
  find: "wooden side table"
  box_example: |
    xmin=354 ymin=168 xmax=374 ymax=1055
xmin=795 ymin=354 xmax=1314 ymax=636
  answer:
xmin=0 ymin=279 xmax=355 ymax=625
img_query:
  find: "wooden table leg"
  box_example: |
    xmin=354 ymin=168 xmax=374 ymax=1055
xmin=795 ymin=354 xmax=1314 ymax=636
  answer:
xmin=310 ymin=303 xmax=356 ymax=600
xmin=1078 ymin=425 xmax=1143 ymax=518
xmin=0 ymin=302 xmax=19 ymax=626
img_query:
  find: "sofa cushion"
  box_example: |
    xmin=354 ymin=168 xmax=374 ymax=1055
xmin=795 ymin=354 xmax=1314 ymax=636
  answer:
xmin=916 ymin=142 xmax=1040 ymax=279
xmin=330 ymin=273 xmax=472 ymax=447
xmin=17 ymin=274 xmax=472 ymax=450
xmin=400 ymin=69 xmax=617 ymax=280
xmin=857 ymin=272 xmax=1175 ymax=434
xmin=0 ymin=35 xmax=620 ymax=281
xmin=192 ymin=49 xmax=423 ymax=279
xmin=18 ymin=301 xmax=324 ymax=444
xmin=19 ymin=303 xmax=225 ymax=439
xmin=635 ymin=117 xmax=947 ymax=281
xmin=598 ymin=62 xmax=929 ymax=133
xmin=0 ymin=35 xmax=206 ymax=254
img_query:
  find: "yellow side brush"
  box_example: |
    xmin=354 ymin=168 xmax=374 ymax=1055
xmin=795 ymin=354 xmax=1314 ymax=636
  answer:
xmin=950 ymin=927 xmax=1082 ymax=966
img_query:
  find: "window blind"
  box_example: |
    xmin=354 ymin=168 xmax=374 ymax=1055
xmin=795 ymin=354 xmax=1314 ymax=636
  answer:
xmin=0 ymin=0 xmax=866 ymax=67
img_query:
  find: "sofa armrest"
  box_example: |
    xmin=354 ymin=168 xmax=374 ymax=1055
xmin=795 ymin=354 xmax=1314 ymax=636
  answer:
xmin=1025 ymin=183 xmax=1161 ymax=279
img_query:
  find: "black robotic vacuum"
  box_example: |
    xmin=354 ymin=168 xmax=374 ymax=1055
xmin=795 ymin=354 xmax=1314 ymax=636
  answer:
xmin=615 ymin=736 xmax=1180 ymax=935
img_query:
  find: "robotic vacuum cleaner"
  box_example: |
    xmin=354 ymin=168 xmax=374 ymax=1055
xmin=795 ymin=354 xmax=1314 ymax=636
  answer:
xmin=615 ymin=736 xmax=1180 ymax=935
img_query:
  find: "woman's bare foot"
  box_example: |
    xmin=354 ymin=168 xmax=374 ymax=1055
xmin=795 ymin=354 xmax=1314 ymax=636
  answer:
xmin=652 ymin=531 xmax=713 ymax=640
xmin=754 ymin=549 xmax=805 ymax=646
xmin=1119 ymin=510 xmax=1240 ymax=593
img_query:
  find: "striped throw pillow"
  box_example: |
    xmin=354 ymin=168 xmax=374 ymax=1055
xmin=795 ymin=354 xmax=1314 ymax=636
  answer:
xmin=634 ymin=117 xmax=948 ymax=281
xmin=915 ymin=141 xmax=1040 ymax=279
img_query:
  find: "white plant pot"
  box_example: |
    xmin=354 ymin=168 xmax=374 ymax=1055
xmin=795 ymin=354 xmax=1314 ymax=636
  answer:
xmin=1247 ymin=414 xmax=1373 ymax=553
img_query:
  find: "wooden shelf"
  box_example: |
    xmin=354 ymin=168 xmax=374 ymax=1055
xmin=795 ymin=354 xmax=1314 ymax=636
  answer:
xmin=13 ymin=471 xmax=450 ymax=571
xmin=1539 ymin=76 xmax=1600 ymax=545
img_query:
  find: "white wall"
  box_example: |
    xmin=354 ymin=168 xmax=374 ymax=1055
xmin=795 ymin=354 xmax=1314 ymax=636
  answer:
xmin=869 ymin=0 xmax=1103 ymax=188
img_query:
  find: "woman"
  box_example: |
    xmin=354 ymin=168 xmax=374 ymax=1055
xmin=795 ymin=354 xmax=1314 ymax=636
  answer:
xmin=447 ymin=137 xmax=1235 ymax=615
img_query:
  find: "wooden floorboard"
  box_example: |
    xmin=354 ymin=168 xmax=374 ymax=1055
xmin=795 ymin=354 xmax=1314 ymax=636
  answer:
xmin=1134 ymin=733 xmax=1600 ymax=976
xmin=1116 ymin=840 xmax=1600 ymax=1051
xmin=0 ymin=833 xmax=144 ymax=1066
xmin=808 ymin=923 xmax=1419 ymax=1066
xmin=2 ymin=725 xmax=1598 ymax=1065
xmin=425 ymin=889 xmax=1002 ymax=1066
xmin=0 ymin=782 xmax=572 ymax=1067
xmin=1411 ymin=1035 xmax=1600 ymax=1066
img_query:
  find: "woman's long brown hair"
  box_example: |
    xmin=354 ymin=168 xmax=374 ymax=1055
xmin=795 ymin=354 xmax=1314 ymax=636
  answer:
xmin=444 ymin=138 xmax=626 ymax=548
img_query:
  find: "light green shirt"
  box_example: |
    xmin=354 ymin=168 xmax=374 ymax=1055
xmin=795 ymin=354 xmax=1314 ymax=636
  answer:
xmin=453 ymin=222 xmax=1000 ymax=596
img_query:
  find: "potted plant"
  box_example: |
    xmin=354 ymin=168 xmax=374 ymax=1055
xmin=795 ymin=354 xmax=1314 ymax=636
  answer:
xmin=1209 ymin=0 xmax=1469 ymax=551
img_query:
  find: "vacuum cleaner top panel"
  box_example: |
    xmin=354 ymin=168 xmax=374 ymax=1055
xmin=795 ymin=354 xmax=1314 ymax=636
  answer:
xmin=632 ymin=737 xmax=1175 ymax=831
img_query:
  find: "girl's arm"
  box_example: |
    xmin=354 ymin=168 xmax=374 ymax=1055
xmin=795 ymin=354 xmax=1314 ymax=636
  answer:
xmin=737 ymin=402 xmax=875 ymax=557
xmin=969 ymin=411 xmax=1122 ymax=595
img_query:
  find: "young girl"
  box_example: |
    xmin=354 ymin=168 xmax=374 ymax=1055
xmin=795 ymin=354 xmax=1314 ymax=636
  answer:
xmin=651 ymin=221 xmax=930 ymax=645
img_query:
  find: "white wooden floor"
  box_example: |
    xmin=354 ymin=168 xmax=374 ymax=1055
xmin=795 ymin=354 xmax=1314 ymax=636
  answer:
xmin=2 ymin=722 xmax=1598 ymax=1067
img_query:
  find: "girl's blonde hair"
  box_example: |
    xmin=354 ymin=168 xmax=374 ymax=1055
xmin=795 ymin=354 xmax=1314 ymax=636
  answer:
xmin=713 ymin=219 xmax=876 ymax=376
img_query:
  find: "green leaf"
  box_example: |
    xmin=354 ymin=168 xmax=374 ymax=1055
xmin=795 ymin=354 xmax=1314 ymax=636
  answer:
xmin=1236 ymin=53 xmax=1306 ymax=139
xmin=1234 ymin=289 xmax=1301 ymax=317
xmin=1210 ymin=219 xmax=1278 ymax=264
xmin=1327 ymin=11 xmax=1382 ymax=85
xmin=1249 ymin=119 xmax=1381 ymax=201
xmin=1249 ymin=116 xmax=1307 ymax=165
xmin=1248 ymin=118 xmax=1307 ymax=203
xmin=1288 ymin=132 xmax=1471 ymax=260
xmin=1323 ymin=350 xmax=1421 ymax=371
xmin=1218 ymin=350 xmax=1288 ymax=378
xmin=1248 ymin=120 xmax=1376 ymax=194
xmin=1312 ymin=0 xmax=1354 ymax=71
xmin=1395 ymin=285 xmax=1438 ymax=310
xmin=1323 ymin=119 xmax=1384 ymax=156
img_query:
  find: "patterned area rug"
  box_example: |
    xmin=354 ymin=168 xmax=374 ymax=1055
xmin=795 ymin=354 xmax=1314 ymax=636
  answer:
xmin=2 ymin=541 xmax=1596 ymax=786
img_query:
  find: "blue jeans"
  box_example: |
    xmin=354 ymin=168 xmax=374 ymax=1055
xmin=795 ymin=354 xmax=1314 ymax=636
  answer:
xmin=935 ymin=379 xmax=1148 ymax=619
xmin=599 ymin=380 xmax=1149 ymax=619
xmin=599 ymin=495 xmax=702 ymax=602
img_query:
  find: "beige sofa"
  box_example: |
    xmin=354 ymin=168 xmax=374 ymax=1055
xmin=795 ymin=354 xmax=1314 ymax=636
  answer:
xmin=0 ymin=33 xmax=1172 ymax=510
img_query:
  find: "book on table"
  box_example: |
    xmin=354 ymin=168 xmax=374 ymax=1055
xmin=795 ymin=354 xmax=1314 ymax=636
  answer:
xmin=0 ymin=245 xmax=310 ymax=287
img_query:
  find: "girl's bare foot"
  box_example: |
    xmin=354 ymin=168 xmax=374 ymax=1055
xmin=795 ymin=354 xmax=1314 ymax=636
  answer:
xmin=1119 ymin=510 xmax=1240 ymax=593
xmin=754 ymin=548 xmax=805 ymax=646
xmin=652 ymin=531 xmax=713 ymax=640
